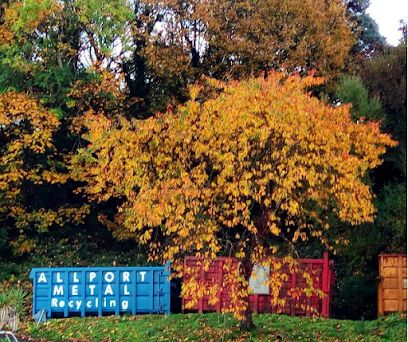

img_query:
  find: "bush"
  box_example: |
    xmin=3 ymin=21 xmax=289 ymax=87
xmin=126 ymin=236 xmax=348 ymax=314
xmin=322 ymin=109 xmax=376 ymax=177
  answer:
xmin=0 ymin=286 xmax=28 ymax=318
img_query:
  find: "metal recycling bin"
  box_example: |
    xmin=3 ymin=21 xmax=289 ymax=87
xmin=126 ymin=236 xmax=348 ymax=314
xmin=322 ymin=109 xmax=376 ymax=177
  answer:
xmin=30 ymin=264 xmax=171 ymax=319
xmin=182 ymin=252 xmax=334 ymax=317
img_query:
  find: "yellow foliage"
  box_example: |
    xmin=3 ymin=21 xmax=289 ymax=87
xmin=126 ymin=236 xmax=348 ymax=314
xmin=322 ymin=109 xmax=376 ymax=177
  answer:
xmin=141 ymin=0 xmax=354 ymax=80
xmin=73 ymin=72 xmax=396 ymax=319
xmin=0 ymin=92 xmax=89 ymax=254
xmin=0 ymin=0 xmax=62 ymax=47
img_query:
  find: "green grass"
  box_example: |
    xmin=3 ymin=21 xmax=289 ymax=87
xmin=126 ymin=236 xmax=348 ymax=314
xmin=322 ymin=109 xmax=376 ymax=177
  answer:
xmin=22 ymin=313 xmax=406 ymax=342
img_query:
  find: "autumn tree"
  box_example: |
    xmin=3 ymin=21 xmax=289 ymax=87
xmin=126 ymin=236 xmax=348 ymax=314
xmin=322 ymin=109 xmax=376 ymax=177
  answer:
xmin=72 ymin=72 xmax=395 ymax=329
xmin=0 ymin=0 xmax=134 ymax=104
xmin=0 ymin=0 xmax=135 ymax=256
xmin=122 ymin=0 xmax=355 ymax=115
xmin=0 ymin=92 xmax=89 ymax=255
xmin=0 ymin=0 xmax=356 ymax=117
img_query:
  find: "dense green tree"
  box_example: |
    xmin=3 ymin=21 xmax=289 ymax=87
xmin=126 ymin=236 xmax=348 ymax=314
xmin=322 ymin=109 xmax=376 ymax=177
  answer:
xmin=336 ymin=27 xmax=407 ymax=254
xmin=331 ymin=31 xmax=407 ymax=319
xmin=336 ymin=76 xmax=383 ymax=121
xmin=362 ymin=34 xmax=407 ymax=254
xmin=361 ymin=38 xmax=407 ymax=183
xmin=345 ymin=0 xmax=386 ymax=57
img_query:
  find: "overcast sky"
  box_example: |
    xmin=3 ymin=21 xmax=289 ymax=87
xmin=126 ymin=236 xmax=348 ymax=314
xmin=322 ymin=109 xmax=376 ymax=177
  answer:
xmin=367 ymin=0 xmax=407 ymax=46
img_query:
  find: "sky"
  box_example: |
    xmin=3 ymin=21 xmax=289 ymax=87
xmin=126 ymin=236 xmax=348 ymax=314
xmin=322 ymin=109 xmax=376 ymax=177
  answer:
xmin=367 ymin=0 xmax=408 ymax=46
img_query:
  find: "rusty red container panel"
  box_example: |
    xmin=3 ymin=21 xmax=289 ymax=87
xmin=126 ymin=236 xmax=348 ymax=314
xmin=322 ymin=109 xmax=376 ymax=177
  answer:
xmin=182 ymin=252 xmax=334 ymax=317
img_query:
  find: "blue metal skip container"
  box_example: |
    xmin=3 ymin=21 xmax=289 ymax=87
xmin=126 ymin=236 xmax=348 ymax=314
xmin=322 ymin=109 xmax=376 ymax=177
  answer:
xmin=29 ymin=264 xmax=171 ymax=319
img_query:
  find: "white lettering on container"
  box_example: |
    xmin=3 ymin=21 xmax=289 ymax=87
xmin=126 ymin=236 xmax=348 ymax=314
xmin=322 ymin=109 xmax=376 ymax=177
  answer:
xmin=71 ymin=285 xmax=78 ymax=296
xmin=89 ymin=284 xmax=96 ymax=295
xmin=104 ymin=284 xmax=113 ymax=295
xmin=53 ymin=285 xmax=64 ymax=296
xmin=104 ymin=272 xmax=114 ymax=283
xmin=38 ymin=273 xmax=47 ymax=283
xmin=89 ymin=272 xmax=96 ymax=282
xmin=139 ymin=271 xmax=146 ymax=282
xmin=123 ymin=285 xmax=130 ymax=295
xmin=122 ymin=272 xmax=130 ymax=282
xmin=56 ymin=272 xmax=63 ymax=283
xmin=73 ymin=272 xmax=80 ymax=283
xmin=122 ymin=301 xmax=129 ymax=310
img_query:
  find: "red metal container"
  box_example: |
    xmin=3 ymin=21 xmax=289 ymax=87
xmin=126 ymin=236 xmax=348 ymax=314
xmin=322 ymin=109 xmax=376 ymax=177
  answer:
xmin=182 ymin=252 xmax=334 ymax=317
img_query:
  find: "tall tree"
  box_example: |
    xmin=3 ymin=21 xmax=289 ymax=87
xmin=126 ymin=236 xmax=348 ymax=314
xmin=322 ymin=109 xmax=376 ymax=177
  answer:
xmin=71 ymin=73 xmax=395 ymax=329
xmin=1 ymin=0 xmax=356 ymax=117
xmin=330 ymin=29 xmax=407 ymax=318
xmin=0 ymin=0 xmax=131 ymax=255
xmin=360 ymin=28 xmax=406 ymax=256
xmin=361 ymin=37 xmax=407 ymax=182
xmin=345 ymin=0 xmax=386 ymax=57
xmin=123 ymin=0 xmax=355 ymax=115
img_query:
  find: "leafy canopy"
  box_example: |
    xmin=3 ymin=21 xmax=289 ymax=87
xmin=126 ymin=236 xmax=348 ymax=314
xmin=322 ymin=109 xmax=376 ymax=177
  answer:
xmin=0 ymin=92 xmax=89 ymax=255
xmin=72 ymin=72 xmax=395 ymax=319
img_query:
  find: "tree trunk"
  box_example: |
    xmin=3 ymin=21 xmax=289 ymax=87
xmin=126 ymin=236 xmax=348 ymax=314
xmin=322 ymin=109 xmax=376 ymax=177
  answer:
xmin=240 ymin=305 xmax=255 ymax=331
xmin=239 ymin=258 xmax=256 ymax=331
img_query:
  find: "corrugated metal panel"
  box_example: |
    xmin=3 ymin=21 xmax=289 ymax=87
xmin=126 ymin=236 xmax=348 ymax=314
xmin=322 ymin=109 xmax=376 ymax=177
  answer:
xmin=378 ymin=254 xmax=407 ymax=316
xmin=182 ymin=252 xmax=334 ymax=317
xmin=30 ymin=265 xmax=171 ymax=319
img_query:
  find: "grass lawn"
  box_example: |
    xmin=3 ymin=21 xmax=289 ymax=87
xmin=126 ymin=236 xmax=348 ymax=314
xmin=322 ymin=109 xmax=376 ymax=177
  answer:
xmin=22 ymin=313 xmax=406 ymax=342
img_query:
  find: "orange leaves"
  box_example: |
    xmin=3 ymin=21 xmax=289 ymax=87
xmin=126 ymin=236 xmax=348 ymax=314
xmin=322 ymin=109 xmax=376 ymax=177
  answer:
xmin=0 ymin=92 xmax=59 ymax=149
xmin=0 ymin=92 xmax=89 ymax=254
xmin=0 ymin=2 xmax=19 ymax=46
xmin=73 ymin=71 xmax=395 ymax=319
xmin=0 ymin=0 xmax=62 ymax=47
xmin=68 ymin=68 xmax=125 ymax=118
xmin=76 ymin=71 xmax=396 ymax=254
xmin=0 ymin=93 xmax=60 ymax=198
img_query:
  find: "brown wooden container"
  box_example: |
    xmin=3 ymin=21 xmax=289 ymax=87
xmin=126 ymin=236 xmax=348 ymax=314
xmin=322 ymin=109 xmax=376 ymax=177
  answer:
xmin=378 ymin=254 xmax=407 ymax=316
